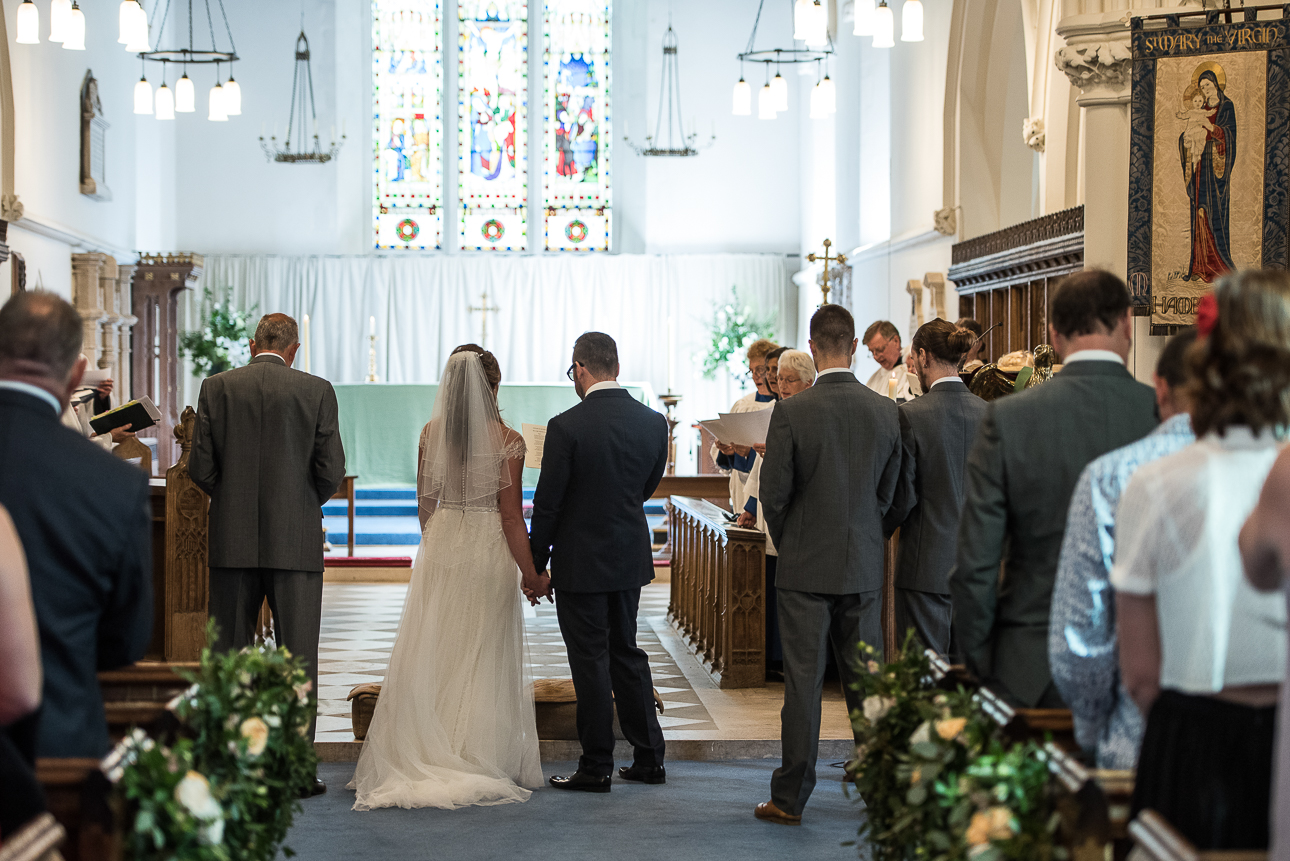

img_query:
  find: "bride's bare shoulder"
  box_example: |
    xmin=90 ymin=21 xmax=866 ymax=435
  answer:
xmin=501 ymin=425 xmax=524 ymax=448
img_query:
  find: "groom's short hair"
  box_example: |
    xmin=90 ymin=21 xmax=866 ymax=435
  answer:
xmin=810 ymin=304 xmax=855 ymax=356
xmin=573 ymin=332 xmax=618 ymax=378
xmin=254 ymin=313 xmax=299 ymax=351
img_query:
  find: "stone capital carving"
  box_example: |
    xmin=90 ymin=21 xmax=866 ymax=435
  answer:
xmin=1055 ymin=40 xmax=1132 ymax=105
xmin=1 ymin=193 xmax=23 ymax=222
xmin=933 ymin=207 xmax=957 ymax=237
xmin=1023 ymin=117 xmax=1046 ymax=153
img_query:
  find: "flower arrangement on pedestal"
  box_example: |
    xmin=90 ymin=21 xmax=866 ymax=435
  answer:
xmin=701 ymin=286 xmax=776 ymax=380
xmin=179 ymin=288 xmax=258 ymax=377
xmin=115 ymin=626 xmax=316 ymax=860
xmin=848 ymin=634 xmax=1060 ymax=861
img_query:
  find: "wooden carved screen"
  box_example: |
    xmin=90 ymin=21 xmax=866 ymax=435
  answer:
xmin=948 ymin=206 xmax=1085 ymax=360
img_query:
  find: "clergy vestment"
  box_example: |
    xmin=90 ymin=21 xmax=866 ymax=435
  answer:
xmin=950 ymin=355 xmax=1157 ymax=708
xmin=865 ymin=358 xmax=922 ymax=402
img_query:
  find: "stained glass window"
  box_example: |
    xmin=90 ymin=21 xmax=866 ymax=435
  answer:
xmin=374 ymin=0 xmax=443 ymax=250
xmin=542 ymin=0 xmax=610 ymax=251
xmin=458 ymin=0 xmax=528 ymax=251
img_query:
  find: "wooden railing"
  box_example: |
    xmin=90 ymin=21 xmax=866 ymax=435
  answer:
xmin=667 ymin=496 xmax=766 ymax=689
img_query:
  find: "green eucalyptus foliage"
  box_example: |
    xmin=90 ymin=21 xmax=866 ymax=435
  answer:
xmin=701 ymin=287 xmax=776 ymax=380
xmin=179 ymin=288 xmax=258 ymax=377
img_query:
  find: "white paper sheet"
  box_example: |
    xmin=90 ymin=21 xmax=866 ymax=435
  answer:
xmin=522 ymin=423 xmax=547 ymax=470
xmin=699 ymin=407 xmax=773 ymax=447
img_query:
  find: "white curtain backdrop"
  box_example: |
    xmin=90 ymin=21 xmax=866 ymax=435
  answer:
xmin=180 ymin=253 xmax=797 ymax=472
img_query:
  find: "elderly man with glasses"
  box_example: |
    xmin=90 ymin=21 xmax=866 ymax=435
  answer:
xmin=862 ymin=320 xmax=922 ymax=402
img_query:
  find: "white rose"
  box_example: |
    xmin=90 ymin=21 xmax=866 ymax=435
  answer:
xmin=174 ymin=771 xmax=221 ymax=820
xmin=203 ymin=817 xmax=225 ymax=846
xmin=909 ymin=720 xmax=931 ymax=746
xmin=240 ymin=716 xmax=270 ymax=757
xmin=862 ymin=695 xmax=896 ymax=723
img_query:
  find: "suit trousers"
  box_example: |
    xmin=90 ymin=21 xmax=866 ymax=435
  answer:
xmin=554 ymin=588 xmax=666 ymax=776
xmin=894 ymin=588 xmax=952 ymax=657
xmin=772 ymin=587 xmax=880 ymax=817
xmin=209 ymin=568 xmax=324 ymax=741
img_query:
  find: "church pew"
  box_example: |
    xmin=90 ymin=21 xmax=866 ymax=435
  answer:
xmin=98 ymin=662 xmax=198 ymax=743
xmin=1128 ymin=810 xmax=1267 ymax=861
xmin=667 ymin=495 xmax=766 ymax=688
xmin=32 ymin=760 xmax=116 ymax=861
xmin=0 ymin=813 xmax=65 ymax=861
xmin=926 ymin=650 xmax=1077 ymax=750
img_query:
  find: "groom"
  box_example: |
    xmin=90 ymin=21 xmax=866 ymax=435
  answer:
xmin=529 ymin=332 xmax=670 ymax=792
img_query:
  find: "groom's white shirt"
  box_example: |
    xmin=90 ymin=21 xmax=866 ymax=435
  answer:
xmin=586 ymin=380 xmax=621 ymax=395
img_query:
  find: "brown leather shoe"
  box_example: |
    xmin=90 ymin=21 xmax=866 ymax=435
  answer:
xmin=754 ymin=800 xmax=801 ymax=825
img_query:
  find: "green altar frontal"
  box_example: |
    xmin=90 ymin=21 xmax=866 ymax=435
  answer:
xmin=334 ymin=382 xmax=654 ymax=487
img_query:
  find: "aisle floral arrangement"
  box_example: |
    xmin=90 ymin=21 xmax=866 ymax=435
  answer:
xmin=848 ymin=634 xmax=1062 ymax=861
xmin=701 ymin=286 xmax=777 ymax=380
xmin=114 ymin=629 xmax=316 ymax=860
xmin=179 ymin=287 xmax=257 ymax=378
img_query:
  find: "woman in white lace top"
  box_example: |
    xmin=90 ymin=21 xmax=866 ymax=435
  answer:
xmin=1113 ymin=270 xmax=1290 ymax=850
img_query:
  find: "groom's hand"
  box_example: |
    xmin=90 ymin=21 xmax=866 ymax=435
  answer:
xmin=538 ymin=573 xmax=554 ymax=603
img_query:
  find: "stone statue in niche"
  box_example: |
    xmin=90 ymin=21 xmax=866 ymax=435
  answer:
xmin=80 ymin=71 xmax=111 ymax=201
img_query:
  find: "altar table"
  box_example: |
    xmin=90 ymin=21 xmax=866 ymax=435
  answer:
xmin=334 ymin=382 xmax=655 ymax=487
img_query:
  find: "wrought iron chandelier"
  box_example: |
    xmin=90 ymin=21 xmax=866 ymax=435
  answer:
xmin=733 ymin=0 xmax=833 ymax=120
xmin=132 ymin=0 xmax=242 ymax=122
xmin=623 ymin=23 xmax=714 ymax=157
xmin=258 ymin=30 xmax=346 ymax=164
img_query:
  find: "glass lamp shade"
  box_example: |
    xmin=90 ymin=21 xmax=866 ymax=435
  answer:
xmin=49 ymin=0 xmax=71 ymax=43
xmin=809 ymin=82 xmax=826 ymax=120
xmin=758 ymin=84 xmax=776 ymax=120
xmin=732 ymin=78 xmax=751 ymax=116
xmin=63 ymin=4 xmax=86 ymax=50
xmin=222 ymin=77 xmax=242 ymax=115
xmin=901 ymin=0 xmax=924 ymax=41
xmin=124 ymin=3 xmax=150 ymax=52
xmin=803 ymin=1 xmax=828 ymax=48
xmin=771 ymin=72 xmax=789 ymax=112
xmin=792 ymin=0 xmax=811 ymax=41
xmin=154 ymin=84 xmax=175 ymax=120
xmin=872 ymin=2 xmax=895 ymax=48
xmin=118 ymin=0 xmax=133 ymax=43
xmin=16 ymin=1 xmax=39 ymax=44
xmin=819 ymin=74 xmax=837 ymax=113
xmin=133 ymin=78 xmax=152 ymax=114
xmin=175 ymin=74 xmax=195 ymax=112
xmin=208 ymin=84 xmax=228 ymax=121
xmin=853 ymin=0 xmax=875 ymax=35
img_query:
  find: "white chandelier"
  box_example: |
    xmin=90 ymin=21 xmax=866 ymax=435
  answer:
xmin=16 ymin=0 xmax=88 ymax=49
xmin=734 ymin=0 xmax=834 ymax=121
xmin=129 ymin=0 xmax=242 ymax=122
xmin=852 ymin=0 xmax=923 ymax=45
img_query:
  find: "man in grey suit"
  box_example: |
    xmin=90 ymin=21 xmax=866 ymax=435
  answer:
xmin=950 ymin=271 xmax=1157 ymax=709
xmin=189 ymin=313 xmax=345 ymax=795
xmin=884 ymin=319 xmax=988 ymax=655
xmin=755 ymin=304 xmax=902 ymax=825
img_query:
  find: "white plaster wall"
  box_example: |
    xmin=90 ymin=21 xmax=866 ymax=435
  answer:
xmin=6 ymin=222 xmax=73 ymax=296
xmin=163 ymin=0 xmax=802 ymax=256
xmin=4 ymin=0 xmax=149 ymax=253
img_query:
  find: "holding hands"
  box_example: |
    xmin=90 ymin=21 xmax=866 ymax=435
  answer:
xmin=522 ymin=570 xmax=553 ymax=606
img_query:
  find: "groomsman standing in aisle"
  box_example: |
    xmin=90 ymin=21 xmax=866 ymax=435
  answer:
xmin=189 ymin=313 xmax=346 ymax=797
xmin=755 ymin=304 xmax=902 ymax=825
xmin=950 ymin=270 xmax=1157 ymax=710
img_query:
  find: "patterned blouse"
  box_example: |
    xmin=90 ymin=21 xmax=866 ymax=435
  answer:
xmin=1048 ymin=413 xmax=1194 ymax=769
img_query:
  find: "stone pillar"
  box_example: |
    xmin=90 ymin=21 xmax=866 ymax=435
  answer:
xmin=132 ymin=254 xmax=203 ymax=473
xmin=70 ymin=253 xmax=110 ymax=370
xmin=113 ymin=263 xmax=137 ymax=403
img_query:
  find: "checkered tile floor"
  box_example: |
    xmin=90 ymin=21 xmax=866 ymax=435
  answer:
xmin=316 ymin=582 xmax=716 ymax=743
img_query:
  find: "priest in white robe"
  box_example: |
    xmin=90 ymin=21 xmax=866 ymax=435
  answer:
xmin=863 ymin=320 xmax=922 ymax=402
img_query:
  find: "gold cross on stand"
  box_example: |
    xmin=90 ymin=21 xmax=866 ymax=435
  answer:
xmin=807 ymin=238 xmax=847 ymax=306
xmin=468 ymin=290 xmax=501 ymax=348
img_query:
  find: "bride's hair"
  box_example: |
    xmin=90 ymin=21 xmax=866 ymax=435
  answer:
xmin=450 ymin=343 xmax=502 ymax=389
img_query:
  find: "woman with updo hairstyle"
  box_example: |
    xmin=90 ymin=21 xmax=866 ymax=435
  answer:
xmin=884 ymin=319 xmax=989 ymax=654
xmin=1113 ymin=269 xmax=1290 ymax=850
xmin=955 ymin=317 xmax=987 ymax=376
xmin=450 ymin=343 xmax=502 ymax=392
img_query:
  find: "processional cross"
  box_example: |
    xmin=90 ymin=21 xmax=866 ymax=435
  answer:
xmin=468 ymin=290 xmax=501 ymax=348
xmin=807 ymin=238 xmax=847 ymax=305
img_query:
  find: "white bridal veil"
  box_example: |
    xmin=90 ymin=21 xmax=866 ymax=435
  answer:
xmin=417 ymin=350 xmax=512 ymax=519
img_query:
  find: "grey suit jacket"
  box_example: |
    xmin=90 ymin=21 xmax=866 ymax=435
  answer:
xmin=759 ymin=371 xmax=902 ymax=595
xmin=949 ymin=361 xmax=1157 ymax=707
xmin=884 ymin=379 xmax=988 ymax=595
xmin=189 ymin=354 xmax=346 ymax=572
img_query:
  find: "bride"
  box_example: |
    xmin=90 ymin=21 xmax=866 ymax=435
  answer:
xmin=349 ymin=345 xmax=545 ymax=810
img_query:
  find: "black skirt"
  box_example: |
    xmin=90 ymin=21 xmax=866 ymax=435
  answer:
xmin=1132 ymin=688 xmax=1276 ymax=850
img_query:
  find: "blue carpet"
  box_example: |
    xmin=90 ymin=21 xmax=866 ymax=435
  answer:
xmin=283 ymin=761 xmax=869 ymax=860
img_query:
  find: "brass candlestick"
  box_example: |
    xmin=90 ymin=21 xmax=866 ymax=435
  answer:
xmin=659 ymin=391 xmax=682 ymax=475
xmin=365 ymin=333 xmax=379 ymax=383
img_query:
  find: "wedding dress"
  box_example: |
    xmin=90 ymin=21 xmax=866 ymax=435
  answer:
xmin=349 ymin=352 xmax=542 ymax=810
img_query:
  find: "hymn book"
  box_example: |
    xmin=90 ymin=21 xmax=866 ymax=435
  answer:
xmin=89 ymin=395 xmax=161 ymax=435
xmin=698 ymin=408 xmax=773 ymax=448
xmin=521 ymin=423 xmax=547 ymax=470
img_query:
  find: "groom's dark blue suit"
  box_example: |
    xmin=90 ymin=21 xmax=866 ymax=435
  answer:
xmin=529 ymin=386 xmax=669 ymax=776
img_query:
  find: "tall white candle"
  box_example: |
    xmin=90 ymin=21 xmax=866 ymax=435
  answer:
xmin=369 ymin=315 xmax=375 ymax=337
xmin=302 ymin=314 xmax=311 ymax=374
xmin=666 ymin=316 xmax=676 ymax=392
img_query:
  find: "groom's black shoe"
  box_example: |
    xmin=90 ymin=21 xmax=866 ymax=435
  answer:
xmin=549 ymin=771 xmax=611 ymax=793
xmin=300 ymin=777 xmax=326 ymax=798
xmin=617 ymin=764 xmax=666 ymax=784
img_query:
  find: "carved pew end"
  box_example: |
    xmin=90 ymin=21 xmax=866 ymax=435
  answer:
xmin=0 ymin=813 xmax=66 ymax=861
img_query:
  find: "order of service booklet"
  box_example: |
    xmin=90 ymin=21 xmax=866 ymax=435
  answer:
xmin=521 ymin=423 xmax=547 ymax=470
xmin=88 ymin=395 xmax=162 ymax=435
